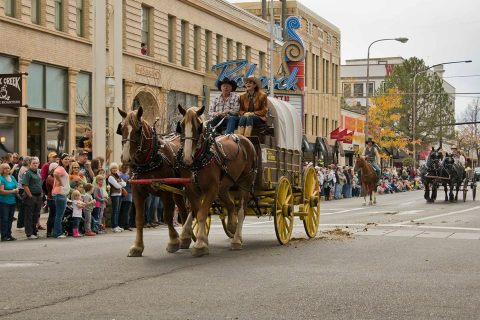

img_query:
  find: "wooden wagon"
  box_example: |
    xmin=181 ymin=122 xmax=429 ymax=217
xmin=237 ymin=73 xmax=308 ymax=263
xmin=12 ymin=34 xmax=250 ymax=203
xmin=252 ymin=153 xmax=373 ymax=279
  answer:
xmin=130 ymin=98 xmax=321 ymax=245
xmin=200 ymin=97 xmax=321 ymax=245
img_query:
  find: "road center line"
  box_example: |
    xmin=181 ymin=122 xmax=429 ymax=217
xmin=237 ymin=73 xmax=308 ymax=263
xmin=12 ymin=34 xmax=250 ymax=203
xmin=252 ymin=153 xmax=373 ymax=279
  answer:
xmin=396 ymin=206 xmax=480 ymax=225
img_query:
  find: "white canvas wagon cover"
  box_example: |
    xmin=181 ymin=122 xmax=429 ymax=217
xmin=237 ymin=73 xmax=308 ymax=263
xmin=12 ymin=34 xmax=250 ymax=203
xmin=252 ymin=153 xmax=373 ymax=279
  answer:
xmin=267 ymin=97 xmax=302 ymax=152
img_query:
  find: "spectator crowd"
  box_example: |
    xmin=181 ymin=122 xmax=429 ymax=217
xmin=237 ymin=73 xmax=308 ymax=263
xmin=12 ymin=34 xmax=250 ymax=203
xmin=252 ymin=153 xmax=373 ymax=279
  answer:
xmin=315 ymin=164 xmax=423 ymax=201
xmin=1 ymin=148 xmax=424 ymax=242
xmin=0 ymin=151 xmax=166 ymax=242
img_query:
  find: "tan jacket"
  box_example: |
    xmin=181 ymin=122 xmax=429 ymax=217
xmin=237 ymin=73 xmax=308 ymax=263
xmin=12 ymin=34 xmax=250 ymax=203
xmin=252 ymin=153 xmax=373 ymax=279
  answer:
xmin=239 ymin=91 xmax=268 ymax=121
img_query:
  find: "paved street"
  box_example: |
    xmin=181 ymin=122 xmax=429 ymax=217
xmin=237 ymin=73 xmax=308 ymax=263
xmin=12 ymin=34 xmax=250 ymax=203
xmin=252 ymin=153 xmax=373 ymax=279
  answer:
xmin=1 ymin=189 xmax=480 ymax=319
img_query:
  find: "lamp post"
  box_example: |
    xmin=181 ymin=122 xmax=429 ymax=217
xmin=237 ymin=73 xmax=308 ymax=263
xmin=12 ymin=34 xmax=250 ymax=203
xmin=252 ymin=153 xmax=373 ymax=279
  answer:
xmin=365 ymin=37 xmax=408 ymax=141
xmin=411 ymin=60 xmax=471 ymax=168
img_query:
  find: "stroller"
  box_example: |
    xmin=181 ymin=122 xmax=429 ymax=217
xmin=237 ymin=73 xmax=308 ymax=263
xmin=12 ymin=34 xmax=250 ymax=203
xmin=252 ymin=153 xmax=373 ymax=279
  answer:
xmin=62 ymin=201 xmax=85 ymax=236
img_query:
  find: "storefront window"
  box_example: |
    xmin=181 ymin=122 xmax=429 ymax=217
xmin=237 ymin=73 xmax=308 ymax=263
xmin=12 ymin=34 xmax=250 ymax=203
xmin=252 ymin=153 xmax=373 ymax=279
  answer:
xmin=27 ymin=118 xmax=43 ymax=160
xmin=0 ymin=55 xmax=16 ymax=73
xmin=0 ymin=116 xmax=17 ymax=158
xmin=28 ymin=63 xmax=67 ymax=111
xmin=76 ymin=72 xmax=91 ymax=114
xmin=75 ymin=116 xmax=91 ymax=151
xmin=46 ymin=120 xmax=67 ymax=155
xmin=28 ymin=63 xmax=45 ymax=108
xmin=46 ymin=66 xmax=67 ymax=111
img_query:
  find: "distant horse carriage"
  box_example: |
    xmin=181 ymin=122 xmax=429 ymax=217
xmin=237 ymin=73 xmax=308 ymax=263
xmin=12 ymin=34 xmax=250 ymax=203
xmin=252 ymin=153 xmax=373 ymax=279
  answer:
xmin=420 ymin=147 xmax=476 ymax=203
xmin=118 ymin=97 xmax=321 ymax=257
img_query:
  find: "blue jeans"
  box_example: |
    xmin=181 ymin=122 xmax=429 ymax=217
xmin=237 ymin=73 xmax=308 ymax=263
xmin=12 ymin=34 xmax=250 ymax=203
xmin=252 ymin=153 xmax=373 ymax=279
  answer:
xmin=119 ymin=200 xmax=132 ymax=228
xmin=53 ymin=194 xmax=67 ymax=237
xmin=238 ymin=115 xmax=264 ymax=127
xmin=16 ymin=189 xmax=25 ymax=228
xmin=144 ymin=195 xmax=158 ymax=224
xmin=72 ymin=217 xmax=81 ymax=229
xmin=210 ymin=116 xmax=239 ymax=134
xmin=156 ymin=198 xmax=164 ymax=223
xmin=47 ymin=199 xmax=56 ymax=236
xmin=0 ymin=203 xmax=16 ymax=239
xmin=91 ymin=207 xmax=100 ymax=232
xmin=369 ymin=161 xmax=381 ymax=181
xmin=110 ymin=196 xmax=122 ymax=228
xmin=334 ymin=184 xmax=343 ymax=199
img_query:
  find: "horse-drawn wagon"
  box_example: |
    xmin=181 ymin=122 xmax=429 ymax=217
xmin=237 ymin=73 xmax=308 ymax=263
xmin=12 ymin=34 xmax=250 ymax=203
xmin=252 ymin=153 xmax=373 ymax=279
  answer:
xmin=118 ymin=97 xmax=320 ymax=257
xmin=421 ymin=147 xmax=476 ymax=203
xmin=205 ymin=97 xmax=321 ymax=245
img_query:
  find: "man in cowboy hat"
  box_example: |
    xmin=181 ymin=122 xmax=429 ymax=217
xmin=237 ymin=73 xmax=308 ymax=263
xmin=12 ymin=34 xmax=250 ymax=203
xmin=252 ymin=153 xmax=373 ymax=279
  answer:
xmin=208 ymin=78 xmax=240 ymax=134
xmin=237 ymin=75 xmax=268 ymax=137
xmin=362 ymin=137 xmax=381 ymax=181
xmin=450 ymin=145 xmax=466 ymax=166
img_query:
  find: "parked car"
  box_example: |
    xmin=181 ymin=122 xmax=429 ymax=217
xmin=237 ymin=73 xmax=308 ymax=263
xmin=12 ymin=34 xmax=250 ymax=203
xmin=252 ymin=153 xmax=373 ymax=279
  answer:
xmin=475 ymin=167 xmax=480 ymax=181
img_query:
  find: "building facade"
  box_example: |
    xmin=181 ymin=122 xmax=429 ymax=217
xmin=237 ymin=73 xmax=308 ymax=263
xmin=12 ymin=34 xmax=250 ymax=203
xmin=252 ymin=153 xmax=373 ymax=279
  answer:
xmin=236 ymin=1 xmax=341 ymax=149
xmin=0 ymin=0 xmax=270 ymax=162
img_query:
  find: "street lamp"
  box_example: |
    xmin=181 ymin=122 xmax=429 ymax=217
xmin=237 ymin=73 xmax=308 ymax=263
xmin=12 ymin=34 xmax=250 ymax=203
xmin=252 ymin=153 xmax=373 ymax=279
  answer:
xmin=411 ymin=60 xmax=472 ymax=168
xmin=365 ymin=37 xmax=408 ymax=140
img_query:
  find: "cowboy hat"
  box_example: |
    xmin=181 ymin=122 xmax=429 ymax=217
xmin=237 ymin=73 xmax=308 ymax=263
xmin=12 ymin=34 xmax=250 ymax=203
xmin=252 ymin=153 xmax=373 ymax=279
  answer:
xmin=366 ymin=137 xmax=376 ymax=144
xmin=243 ymin=75 xmax=262 ymax=90
xmin=216 ymin=78 xmax=237 ymax=92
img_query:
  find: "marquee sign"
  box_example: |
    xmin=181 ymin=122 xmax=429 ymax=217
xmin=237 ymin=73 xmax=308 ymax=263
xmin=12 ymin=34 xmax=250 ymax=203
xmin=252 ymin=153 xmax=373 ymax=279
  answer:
xmin=0 ymin=74 xmax=22 ymax=108
xmin=211 ymin=16 xmax=306 ymax=92
xmin=212 ymin=59 xmax=299 ymax=91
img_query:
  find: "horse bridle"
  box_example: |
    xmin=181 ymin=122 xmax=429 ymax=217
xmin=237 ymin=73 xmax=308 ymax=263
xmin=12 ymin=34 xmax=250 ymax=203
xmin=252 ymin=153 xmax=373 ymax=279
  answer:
xmin=121 ymin=120 xmax=155 ymax=160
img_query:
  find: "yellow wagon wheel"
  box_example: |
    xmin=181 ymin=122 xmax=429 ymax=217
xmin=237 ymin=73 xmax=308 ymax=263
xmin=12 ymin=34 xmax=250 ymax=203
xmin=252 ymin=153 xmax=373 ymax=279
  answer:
xmin=303 ymin=166 xmax=320 ymax=238
xmin=274 ymin=177 xmax=294 ymax=245
xmin=191 ymin=214 xmax=212 ymax=242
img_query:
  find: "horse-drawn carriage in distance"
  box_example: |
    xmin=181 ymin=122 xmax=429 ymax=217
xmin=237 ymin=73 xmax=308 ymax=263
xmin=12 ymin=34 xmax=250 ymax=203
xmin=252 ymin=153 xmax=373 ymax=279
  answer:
xmin=421 ymin=146 xmax=477 ymax=203
xmin=118 ymin=97 xmax=320 ymax=257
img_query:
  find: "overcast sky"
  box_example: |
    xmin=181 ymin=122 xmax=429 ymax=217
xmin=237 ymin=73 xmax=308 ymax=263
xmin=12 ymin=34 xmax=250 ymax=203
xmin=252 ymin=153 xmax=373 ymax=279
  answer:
xmin=229 ymin=0 xmax=480 ymax=119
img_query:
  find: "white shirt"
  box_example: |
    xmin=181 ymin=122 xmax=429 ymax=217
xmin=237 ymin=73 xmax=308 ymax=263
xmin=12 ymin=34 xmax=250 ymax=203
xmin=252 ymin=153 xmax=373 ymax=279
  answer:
xmin=208 ymin=93 xmax=240 ymax=118
xmin=72 ymin=200 xmax=84 ymax=218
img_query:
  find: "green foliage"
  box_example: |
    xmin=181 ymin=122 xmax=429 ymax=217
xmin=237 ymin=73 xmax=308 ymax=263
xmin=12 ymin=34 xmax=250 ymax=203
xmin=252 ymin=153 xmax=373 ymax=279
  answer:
xmin=382 ymin=57 xmax=454 ymax=148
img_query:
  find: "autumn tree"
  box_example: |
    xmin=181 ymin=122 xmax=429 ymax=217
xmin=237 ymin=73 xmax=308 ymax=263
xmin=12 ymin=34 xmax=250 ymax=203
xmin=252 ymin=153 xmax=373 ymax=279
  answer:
xmin=383 ymin=57 xmax=454 ymax=149
xmin=457 ymin=98 xmax=480 ymax=161
xmin=368 ymin=88 xmax=410 ymax=159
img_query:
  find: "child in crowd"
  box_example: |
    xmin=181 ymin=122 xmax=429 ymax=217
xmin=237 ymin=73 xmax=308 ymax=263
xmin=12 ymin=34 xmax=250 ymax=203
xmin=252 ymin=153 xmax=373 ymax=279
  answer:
xmin=93 ymin=175 xmax=108 ymax=233
xmin=71 ymin=190 xmax=85 ymax=238
xmin=82 ymin=183 xmax=96 ymax=236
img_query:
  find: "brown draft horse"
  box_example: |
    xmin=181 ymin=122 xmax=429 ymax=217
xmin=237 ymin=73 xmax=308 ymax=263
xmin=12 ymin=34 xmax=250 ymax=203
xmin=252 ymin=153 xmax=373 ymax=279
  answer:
xmin=177 ymin=104 xmax=257 ymax=257
xmin=354 ymin=155 xmax=377 ymax=206
xmin=118 ymin=107 xmax=189 ymax=257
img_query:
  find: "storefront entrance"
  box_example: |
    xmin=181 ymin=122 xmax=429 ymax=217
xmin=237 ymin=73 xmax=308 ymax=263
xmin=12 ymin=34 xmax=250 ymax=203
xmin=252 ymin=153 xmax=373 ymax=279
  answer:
xmin=27 ymin=117 xmax=67 ymax=162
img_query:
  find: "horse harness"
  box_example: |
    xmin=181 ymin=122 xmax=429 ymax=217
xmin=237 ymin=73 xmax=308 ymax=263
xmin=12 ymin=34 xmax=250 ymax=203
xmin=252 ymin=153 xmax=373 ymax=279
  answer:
xmin=176 ymin=133 xmax=257 ymax=192
xmin=123 ymin=120 xmax=175 ymax=176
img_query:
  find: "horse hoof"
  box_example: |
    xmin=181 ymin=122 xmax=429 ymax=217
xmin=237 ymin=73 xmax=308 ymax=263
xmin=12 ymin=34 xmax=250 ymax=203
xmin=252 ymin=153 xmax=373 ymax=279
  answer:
xmin=166 ymin=242 xmax=180 ymax=253
xmin=128 ymin=246 xmax=144 ymax=257
xmin=179 ymin=238 xmax=192 ymax=249
xmin=231 ymin=242 xmax=243 ymax=251
xmin=192 ymin=246 xmax=209 ymax=257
